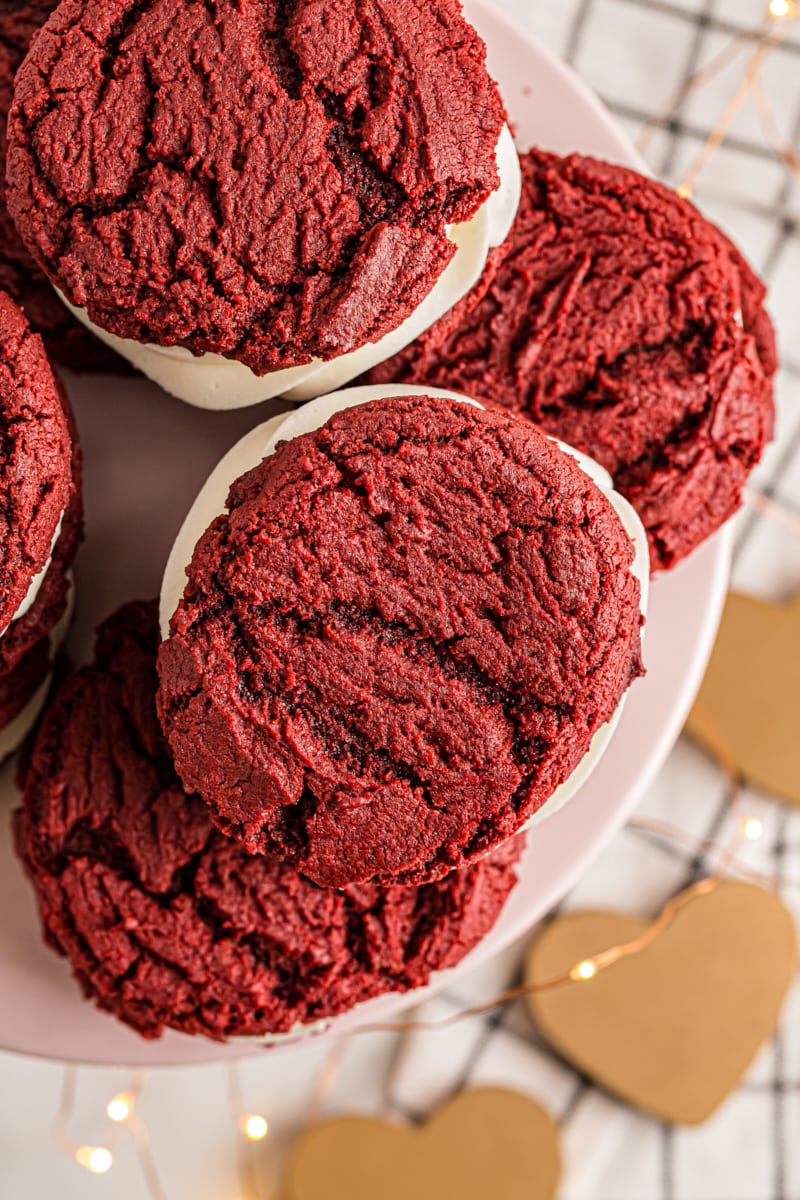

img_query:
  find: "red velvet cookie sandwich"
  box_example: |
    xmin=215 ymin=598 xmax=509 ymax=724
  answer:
xmin=15 ymin=601 xmax=522 ymax=1041
xmin=158 ymin=390 xmax=645 ymax=889
xmin=367 ymin=150 xmax=777 ymax=570
xmin=0 ymin=1 xmax=121 ymax=370
xmin=0 ymin=289 xmax=82 ymax=757
xmin=6 ymin=0 xmax=520 ymax=408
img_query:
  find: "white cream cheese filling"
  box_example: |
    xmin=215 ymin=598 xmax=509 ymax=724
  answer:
xmin=58 ymin=128 xmax=521 ymax=411
xmin=0 ymin=575 xmax=74 ymax=762
xmin=0 ymin=512 xmax=64 ymax=640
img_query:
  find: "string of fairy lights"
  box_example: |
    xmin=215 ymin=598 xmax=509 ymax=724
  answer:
xmin=53 ymin=1060 xmax=271 ymax=1193
xmin=33 ymin=0 xmax=800 ymax=1194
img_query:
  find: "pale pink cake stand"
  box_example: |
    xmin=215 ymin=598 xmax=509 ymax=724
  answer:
xmin=0 ymin=0 xmax=730 ymax=1066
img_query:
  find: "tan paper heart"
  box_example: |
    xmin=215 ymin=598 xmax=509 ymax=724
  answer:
xmin=283 ymin=1088 xmax=560 ymax=1200
xmin=686 ymin=591 xmax=800 ymax=806
xmin=525 ymin=881 xmax=796 ymax=1124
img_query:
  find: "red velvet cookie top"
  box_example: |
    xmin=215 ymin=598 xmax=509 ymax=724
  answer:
xmin=7 ymin=0 xmax=504 ymax=373
xmin=367 ymin=151 xmax=776 ymax=570
xmin=0 ymin=383 xmax=81 ymax=732
xmin=15 ymin=601 xmax=522 ymax=1041
xmin=0 ymin=1 xmax=120 ymax=370
xmin=0 ymin=378 xmax=82 ymax=677
xmin=0 ymin=289 xmax=72 ymax=631
xmin=158 ymin=395 xmax=643 ymax=888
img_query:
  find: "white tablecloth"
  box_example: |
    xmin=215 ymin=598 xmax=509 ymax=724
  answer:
xmin=2 ymin=2 xmax=799 ymax=1197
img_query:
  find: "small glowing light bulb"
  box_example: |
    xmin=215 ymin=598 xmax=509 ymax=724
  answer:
xmin=769 ymin=0 xmax=793 ymax=18
xmin=75 ymin=1146 xmax=113 ymax=1174
xmin=106 ymin=1092 xmax=132 ymax=1122
xmin=241 ymin=1114 xmax=269 ymax=1142
xmin=742 ymin=817 xmax=764 ymax=841
xmin=570 ymin=960 xmax=597 ymax=982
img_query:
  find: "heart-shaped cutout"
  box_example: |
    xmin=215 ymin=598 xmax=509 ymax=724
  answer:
xmin=686 ymin=591 xmax=800 ymax=806
xmin=525 ymin=881 xmax=796 ymax=1124
xmin=284 ymin=1088 xmax=560 ymax=1200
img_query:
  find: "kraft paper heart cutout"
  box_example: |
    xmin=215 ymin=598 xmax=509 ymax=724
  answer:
xmin=686 ymin=591 xmax=800 ymax=806
xmin=525 ymin=881 xmax=796 ymax=1125
xmin=283 ymin=1088 xmax=560 ymax=1200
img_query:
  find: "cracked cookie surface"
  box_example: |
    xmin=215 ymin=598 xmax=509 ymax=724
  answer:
xmin=7 ymin=0 xmax=504 ymax=373
xmin=367 ymin=151 xmax=777 ymax=570
xmin=0 ymin=378 xmax=81 ymax=693
xmin=0 ymin=289 xmax=73 ymax=632
xmin=158 ymin=395 xmax=643 ymax=888
xmin=15 ymin=601 xmax=522 ymax=1040
xmin=0 ymin=1 xmax=123 ymax=370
